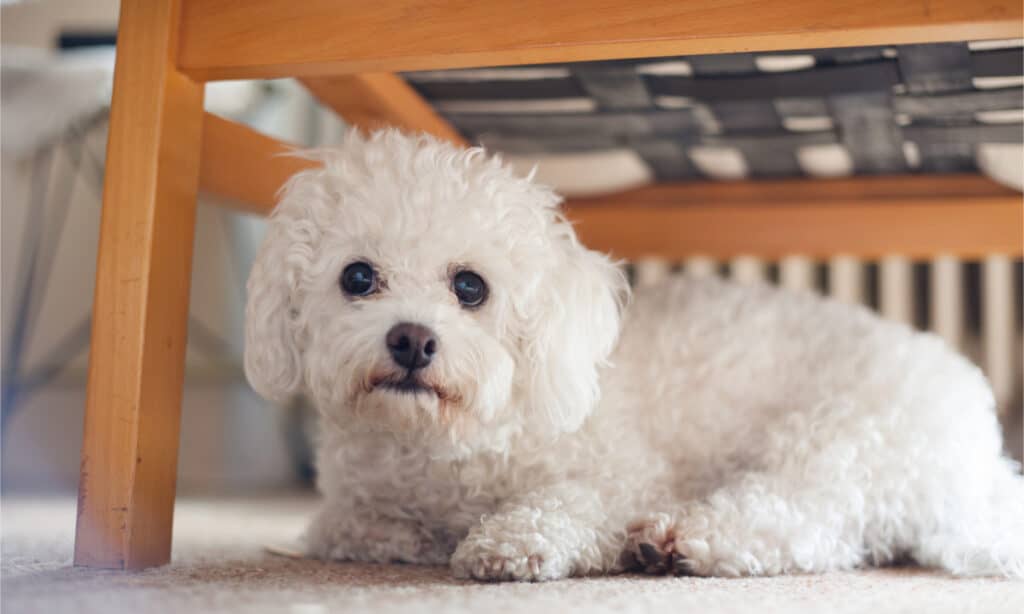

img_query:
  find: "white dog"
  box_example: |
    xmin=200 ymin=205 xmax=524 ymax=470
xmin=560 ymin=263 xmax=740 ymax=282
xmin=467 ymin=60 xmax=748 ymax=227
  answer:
xmin=245 ymin=130 xmax=1024 ymax=581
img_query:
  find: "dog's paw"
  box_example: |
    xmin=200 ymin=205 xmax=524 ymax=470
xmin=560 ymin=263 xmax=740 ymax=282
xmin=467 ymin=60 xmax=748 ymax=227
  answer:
xmin=452 ymin=551 xmax=547 ymax=582
xmin=450 ymin=534 xmax=567 ymax=582
xmin=622 ymin=513 xmax=697 ymax=576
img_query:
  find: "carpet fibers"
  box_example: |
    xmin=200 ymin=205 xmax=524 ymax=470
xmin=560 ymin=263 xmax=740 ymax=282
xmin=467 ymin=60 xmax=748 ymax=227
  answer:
xmin=3 ymin=493 xmax=1022 ymax=614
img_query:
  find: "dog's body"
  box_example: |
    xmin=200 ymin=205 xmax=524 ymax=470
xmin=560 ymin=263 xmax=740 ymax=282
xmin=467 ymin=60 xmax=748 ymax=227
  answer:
xmin=245 ymin=131 xmax=1024 ymax=581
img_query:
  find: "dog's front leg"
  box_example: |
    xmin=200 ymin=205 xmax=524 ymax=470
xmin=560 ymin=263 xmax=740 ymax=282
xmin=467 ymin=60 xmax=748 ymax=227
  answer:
xmin=450 ymin=482 xmax=618 ymax=582
xmin=623 ymin=472 xmax=868 ymax=577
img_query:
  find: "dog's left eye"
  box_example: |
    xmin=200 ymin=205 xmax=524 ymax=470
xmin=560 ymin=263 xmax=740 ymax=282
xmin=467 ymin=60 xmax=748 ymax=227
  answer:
xmin=452 ymin=270 xmax=487 ymax=307
xmin=340 ymin=261 xmax=378 ymax=296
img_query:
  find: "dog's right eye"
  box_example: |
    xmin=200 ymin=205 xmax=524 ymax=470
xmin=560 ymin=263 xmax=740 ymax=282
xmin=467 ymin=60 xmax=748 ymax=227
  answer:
xmin=340 ymin=262 xmax=377 ymax=297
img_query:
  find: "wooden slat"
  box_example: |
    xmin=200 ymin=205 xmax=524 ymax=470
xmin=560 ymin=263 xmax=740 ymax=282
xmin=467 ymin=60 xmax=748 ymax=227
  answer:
xmin=200 ymin=113 xmax=315 ymax=215
xmin=75 ymin=0 xmax=204 ymax=570
xmin=178 ymin=0 xmax=1022 ymax=81
xmin=564 ymin=177 xmax=1023 ymax=259
xmin=301 ymin=73 xmax=467 ymax=145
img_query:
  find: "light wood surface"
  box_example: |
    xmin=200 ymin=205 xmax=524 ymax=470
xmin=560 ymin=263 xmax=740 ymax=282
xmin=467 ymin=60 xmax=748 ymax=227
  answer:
xmin=177 ymin=0 xmax=1023 ymax=80
xmin=301 ymin=73 xmax=466 ymax=145
xmin=564 ymin=177 xmax=1024 ymax=259
xmin=74 ymin=0 xmax=204 ymax=570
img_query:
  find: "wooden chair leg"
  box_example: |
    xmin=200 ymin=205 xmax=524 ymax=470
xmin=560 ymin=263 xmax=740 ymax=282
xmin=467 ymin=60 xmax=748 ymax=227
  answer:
xmin=74 ymin=0 xmax=204 ymax=570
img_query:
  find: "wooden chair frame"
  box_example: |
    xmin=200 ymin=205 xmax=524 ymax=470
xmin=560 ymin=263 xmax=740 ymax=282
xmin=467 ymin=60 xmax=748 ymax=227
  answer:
xmin=75 ymin=0 xmax=1023 ymax=570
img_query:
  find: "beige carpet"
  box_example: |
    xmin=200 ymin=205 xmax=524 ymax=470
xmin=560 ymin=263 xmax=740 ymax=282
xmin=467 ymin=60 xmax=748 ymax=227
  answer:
xmin=3 ymin=493 xmax=1022 ymax=614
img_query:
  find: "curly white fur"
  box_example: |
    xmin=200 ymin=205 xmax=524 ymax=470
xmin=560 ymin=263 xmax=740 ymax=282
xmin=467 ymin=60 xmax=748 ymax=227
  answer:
xmin=245 ymin=130 xmax=1024 ymax=582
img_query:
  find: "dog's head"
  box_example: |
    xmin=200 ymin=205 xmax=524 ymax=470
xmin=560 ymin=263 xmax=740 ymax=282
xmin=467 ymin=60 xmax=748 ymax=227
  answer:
xmin=244 ymin=130 xmax=627 ymax=454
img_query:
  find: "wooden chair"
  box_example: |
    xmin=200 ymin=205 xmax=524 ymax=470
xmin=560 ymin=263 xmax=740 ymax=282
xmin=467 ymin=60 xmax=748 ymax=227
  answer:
xmin=74 ymin=0 xmax=1023 ymax=570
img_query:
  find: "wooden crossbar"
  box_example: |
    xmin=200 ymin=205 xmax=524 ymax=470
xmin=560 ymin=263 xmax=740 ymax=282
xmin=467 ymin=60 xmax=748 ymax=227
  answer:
xmin=565 ymin=180 xmax=1023 ymax=260
xmin=178 ymin=0 xmax=1024 ymax=81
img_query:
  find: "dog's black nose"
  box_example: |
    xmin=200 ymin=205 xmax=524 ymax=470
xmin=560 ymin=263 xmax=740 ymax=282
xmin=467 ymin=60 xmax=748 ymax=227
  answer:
xmin=386 ymin=322 xmax=438 ymax=370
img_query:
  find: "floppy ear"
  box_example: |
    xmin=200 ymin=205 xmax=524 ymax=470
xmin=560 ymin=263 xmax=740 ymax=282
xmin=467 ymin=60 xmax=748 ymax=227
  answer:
xmin=243 ymin=169 xmax=327 ymax=403
xmin=520 ymin=219 xmax=630 ymax=432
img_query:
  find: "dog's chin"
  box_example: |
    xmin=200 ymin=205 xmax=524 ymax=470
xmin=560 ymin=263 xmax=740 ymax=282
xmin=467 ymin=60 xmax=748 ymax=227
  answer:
xmin=362 ymin=388 xmax=436 ymax=415
xmin=341 ymin=371 xmax=516 ymax=457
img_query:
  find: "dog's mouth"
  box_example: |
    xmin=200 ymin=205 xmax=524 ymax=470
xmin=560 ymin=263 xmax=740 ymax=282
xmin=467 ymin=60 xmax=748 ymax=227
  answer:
xmin=370 ymin=372 xmax=440 ymax=397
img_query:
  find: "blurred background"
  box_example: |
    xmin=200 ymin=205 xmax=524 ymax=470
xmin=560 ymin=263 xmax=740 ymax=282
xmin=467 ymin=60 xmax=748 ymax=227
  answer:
xmin=1 ymin=0 xmax=1021 ymax=499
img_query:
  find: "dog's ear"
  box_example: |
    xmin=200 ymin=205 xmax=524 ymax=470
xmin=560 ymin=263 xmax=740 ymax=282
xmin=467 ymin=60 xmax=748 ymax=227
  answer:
xmin=519 ymin=218 xmax=629 ymax=432
xmin=244 ymin=168 xmax=326 ymax=403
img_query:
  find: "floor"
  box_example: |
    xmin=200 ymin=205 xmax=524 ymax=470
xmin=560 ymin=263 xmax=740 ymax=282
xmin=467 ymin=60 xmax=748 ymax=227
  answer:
xmin=3 ymin=493 xmax=1022 ymax=614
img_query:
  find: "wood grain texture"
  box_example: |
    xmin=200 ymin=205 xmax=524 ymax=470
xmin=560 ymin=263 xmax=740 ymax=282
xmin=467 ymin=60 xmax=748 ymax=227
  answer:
xmin=74 ymin=0 xmax=204 ymax=570
xmin=301 ymin=73 xmax=467 ymax=145
xmin=564 ymin=176 xmax=1024 ymax=259
xmin=178 ymin=0 xmax=1022 ymax=80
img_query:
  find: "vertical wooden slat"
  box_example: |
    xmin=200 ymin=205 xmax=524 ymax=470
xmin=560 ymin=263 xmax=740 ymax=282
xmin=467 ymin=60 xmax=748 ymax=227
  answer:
xmin=930 ymin=255 xmax=964 ymax=350
xmin=731 ymin=256 xmax=767 ymax=285
xmin=880 ymin=255 xmax=914 ymax=324
xmin=982 ymin=254 xmax=1014 ymax=414
xmin=829 ymin=256 xmax=865 ymax=304
xmin=779 ymin=256 xmax=814 ymax=292
xmin=685 ymin=256 xmax=717 ymax=278
xmin=74 ymin=0 xmax=204 ymax=570
xmin=634 ymin=258 xmax=672 ymax=288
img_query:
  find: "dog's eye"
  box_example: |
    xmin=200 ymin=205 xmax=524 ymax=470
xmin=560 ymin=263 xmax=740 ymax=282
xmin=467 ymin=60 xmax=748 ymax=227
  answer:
xmin=340 ymin=261 xmax=377 ymax=297
xmin=452 ymin=270 xmax=487 ymax=307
